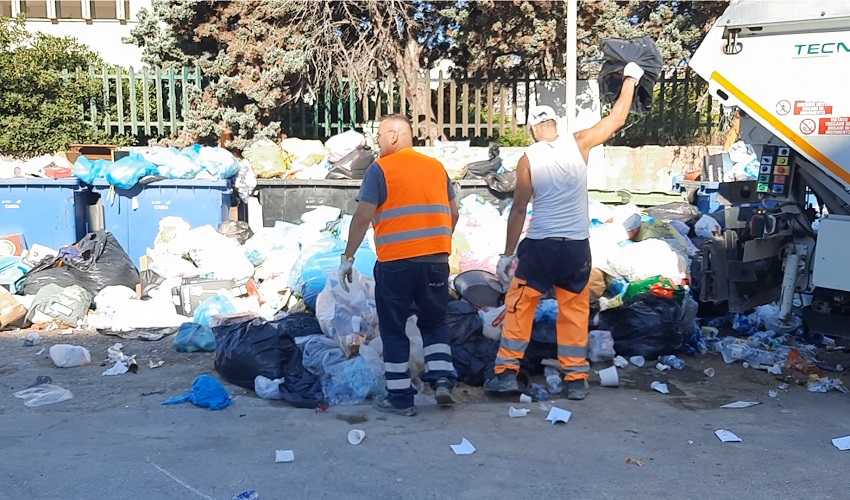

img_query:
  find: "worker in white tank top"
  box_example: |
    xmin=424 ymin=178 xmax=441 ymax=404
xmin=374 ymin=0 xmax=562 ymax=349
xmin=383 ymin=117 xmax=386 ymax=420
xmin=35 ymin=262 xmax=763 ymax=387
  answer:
xmin=485 ymin=62 xmax=646 ymax=400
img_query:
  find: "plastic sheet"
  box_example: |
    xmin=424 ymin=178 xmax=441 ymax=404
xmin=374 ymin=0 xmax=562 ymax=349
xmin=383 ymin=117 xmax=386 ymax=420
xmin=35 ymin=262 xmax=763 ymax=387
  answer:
xmin=13 ymin=384 xmax=73 ymax=407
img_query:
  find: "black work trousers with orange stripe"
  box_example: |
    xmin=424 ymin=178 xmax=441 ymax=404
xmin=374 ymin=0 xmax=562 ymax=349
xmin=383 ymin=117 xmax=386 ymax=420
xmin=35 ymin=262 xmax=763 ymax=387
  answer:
xmin=495 ymin=238 xmax=592 ymax=381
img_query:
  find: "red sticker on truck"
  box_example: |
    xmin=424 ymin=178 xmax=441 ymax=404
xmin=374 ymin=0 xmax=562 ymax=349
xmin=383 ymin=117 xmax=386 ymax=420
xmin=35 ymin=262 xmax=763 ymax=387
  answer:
xmin=794 ymin=101 xmax=833 ymax=116
xmin=818 ymin=117 xmax=850 ymax=135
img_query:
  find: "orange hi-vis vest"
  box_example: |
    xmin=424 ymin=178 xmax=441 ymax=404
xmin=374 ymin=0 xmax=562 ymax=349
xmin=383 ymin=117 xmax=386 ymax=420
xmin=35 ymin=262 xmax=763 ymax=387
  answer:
xmin=372 ymin=148 xmax=453 ymax=262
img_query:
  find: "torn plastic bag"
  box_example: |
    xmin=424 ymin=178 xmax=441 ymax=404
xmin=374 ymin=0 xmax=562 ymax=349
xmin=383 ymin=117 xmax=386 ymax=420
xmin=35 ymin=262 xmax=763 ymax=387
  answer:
xmin=466 ymin=157 xmax=502 ymax=178
xmin=315 ymin=269 xmax=378 ymax=354
xmin=217 ymin=221 xmax=254 ymax=245
xmin=302 ymin=335 xmax=382 ymax=405
xmin=483 ymin=170 xmax=516 ymax=193
xmin=162 ymin=374 xmax=232 ymax=410
xmin=597 ymin=294 xmax=683 ymax=359
xmin=139 ymin=269 xmax=166 ymax=299
xmin=213 ymin=318 xmax=324 ymax=408
xmin=588 ymin=330 xmax=616 ymax=363
xmin=598 ymin=37 xmax=663 ymax=116
xmin=15 ymin=231 xmax=139 ymax=296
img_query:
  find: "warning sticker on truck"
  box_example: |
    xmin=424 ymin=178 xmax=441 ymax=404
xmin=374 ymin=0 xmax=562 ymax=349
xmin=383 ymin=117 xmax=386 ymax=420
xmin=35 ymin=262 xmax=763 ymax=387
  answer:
xmin=818 ymin=117 xmax=850 ymax=135
xmin=794 ymin=100 xmax=833 ymax=116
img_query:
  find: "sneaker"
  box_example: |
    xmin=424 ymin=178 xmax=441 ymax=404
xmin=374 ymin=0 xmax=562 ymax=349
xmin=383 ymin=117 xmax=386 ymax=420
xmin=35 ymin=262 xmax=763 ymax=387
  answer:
xmin=484 ymin=371 xmax=519 ymax=393
xmin=373 ymin=395 xmax=417 ymax=416
xmin=567 ymin=379 xmax=590 ymax=400
xmin=434 ymin=378 xmax=455 ymax=406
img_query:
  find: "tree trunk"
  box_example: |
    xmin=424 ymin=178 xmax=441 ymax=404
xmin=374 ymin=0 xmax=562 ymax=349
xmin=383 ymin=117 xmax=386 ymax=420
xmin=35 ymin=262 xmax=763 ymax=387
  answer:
xmin=395 ymin=41 xmax=442 ymax=144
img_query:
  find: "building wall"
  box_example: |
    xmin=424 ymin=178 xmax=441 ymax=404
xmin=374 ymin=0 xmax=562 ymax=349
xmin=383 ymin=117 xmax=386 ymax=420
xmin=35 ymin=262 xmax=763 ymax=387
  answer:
xmin=3 ymin=0 xmax=150 ymax=67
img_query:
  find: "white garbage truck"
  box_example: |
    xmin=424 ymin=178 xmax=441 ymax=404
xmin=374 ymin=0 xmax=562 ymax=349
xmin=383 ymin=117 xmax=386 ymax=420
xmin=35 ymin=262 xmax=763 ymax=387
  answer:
xmin=688 ymin=0 xmax=850 ymax=335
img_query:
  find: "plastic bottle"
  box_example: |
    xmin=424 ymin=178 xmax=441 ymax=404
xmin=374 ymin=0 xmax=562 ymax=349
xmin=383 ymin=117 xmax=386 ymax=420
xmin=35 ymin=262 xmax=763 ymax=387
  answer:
xmin=659 ymin=355 xmax=685 ymax=370
xmin=544 ymin=366 xmax=563 ymax=394
xmin=529 ymin=383 xmax=549 ymax=401
xmin=741 ymin=346 xmax=778 ymax=366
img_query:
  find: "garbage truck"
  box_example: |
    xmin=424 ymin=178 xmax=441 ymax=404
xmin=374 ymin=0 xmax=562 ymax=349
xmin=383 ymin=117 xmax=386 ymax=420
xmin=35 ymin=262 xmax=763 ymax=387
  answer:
xmin=688 ymin=0 xmax=850 ymax=336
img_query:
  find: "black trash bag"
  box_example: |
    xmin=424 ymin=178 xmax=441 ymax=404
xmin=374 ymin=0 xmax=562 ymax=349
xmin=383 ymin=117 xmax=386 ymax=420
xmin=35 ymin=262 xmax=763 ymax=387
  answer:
xmin=452 ymin=336 xmax=499 ymax=386
xmin=646 ymin=202 xmax=702 ymax=228
xmin=139 ymin=269 xmax=166 ymax=299
xmin=483 ymin=171 xmax=516 ymax=193
xmin=213 ymin=318 xmax=324 ymax=408
xmin=466 ymin=157 xmax=502 ymax=178
xmin=217 ymin=221 xmax=254 ymax=245
xmin=326 ymin=149 xmax=376 ymax=180
xmin=446 ymin=299 xmax=483 ymax=344
xmin=488 ymin=141 xmax=501 ymax=160
xmin=16 ymin=231 xmax=139 ymax=296
xmin=279 ymin=312 xmax=323 ymax=338
xmin=597 ymin=294 xmax=683 ymax=359
xmin=598 ymin=37 xmax=663 ymax=116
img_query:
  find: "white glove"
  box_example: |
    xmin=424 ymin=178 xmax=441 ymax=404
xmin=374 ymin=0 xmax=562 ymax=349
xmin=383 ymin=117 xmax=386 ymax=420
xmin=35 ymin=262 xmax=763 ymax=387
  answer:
xmin=496 ymin=255 xmax=517 ymax=285
xmin=623 ymin=62 xmax=644 ymax=86
xmin=338 ymin=255 xmax=354 ymax=292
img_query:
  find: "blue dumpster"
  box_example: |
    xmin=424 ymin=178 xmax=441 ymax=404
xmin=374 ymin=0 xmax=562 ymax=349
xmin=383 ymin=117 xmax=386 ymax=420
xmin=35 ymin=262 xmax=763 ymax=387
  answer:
xmin=0 ymin=178 xmax=85 ymax=251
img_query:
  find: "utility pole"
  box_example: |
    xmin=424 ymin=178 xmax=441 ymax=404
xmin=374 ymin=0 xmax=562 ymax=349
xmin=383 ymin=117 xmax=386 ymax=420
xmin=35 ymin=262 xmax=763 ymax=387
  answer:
xmin=565 ymin=0 xmax=578 ymax=122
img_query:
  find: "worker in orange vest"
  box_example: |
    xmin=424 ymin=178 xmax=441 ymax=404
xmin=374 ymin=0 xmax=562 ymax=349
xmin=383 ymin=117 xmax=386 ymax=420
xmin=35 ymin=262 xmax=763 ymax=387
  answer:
xmin=340 ymin=114 xmax=460 ymax=416
xmin=485 ymin=63 xmax=645 ymax=400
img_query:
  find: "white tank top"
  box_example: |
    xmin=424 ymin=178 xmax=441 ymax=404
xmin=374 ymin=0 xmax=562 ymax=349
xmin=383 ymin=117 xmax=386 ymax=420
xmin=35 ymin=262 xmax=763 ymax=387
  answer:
xmin=524 ymin=135 xmax=590 ymax=240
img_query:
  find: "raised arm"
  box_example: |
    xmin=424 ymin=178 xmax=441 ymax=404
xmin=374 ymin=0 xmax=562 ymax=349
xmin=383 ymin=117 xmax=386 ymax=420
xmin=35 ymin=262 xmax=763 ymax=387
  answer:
xmin=573 ymin=62 xmax=644 ymax=164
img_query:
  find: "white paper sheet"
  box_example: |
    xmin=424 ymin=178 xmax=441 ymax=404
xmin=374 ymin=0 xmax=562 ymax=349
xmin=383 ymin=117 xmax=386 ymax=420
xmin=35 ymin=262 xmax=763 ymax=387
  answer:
xmin=450 ymin=438 xmax=476 ymax=455
xmin=831 ymin=436 xmax=850 ymax=451
xmin=545 ymin=407 xmax=572 ymax=425
xmin=275 ymin=450 xmax=295 ymax=463
xmin=715 ymin=429 xmax=742 ymax=443
xmin=720 ymin=401 xmax=761 ymax=409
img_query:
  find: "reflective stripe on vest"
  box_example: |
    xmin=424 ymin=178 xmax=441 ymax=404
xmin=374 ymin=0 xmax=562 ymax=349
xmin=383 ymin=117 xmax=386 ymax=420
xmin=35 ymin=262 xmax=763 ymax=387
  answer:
xmin=372 ymin=203 xmax=451 ymax=225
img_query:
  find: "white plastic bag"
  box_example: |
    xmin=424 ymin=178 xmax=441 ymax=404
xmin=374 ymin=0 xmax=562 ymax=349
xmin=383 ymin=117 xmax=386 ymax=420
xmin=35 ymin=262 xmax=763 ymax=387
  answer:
xmin=479 ymin=306 xmax=505 ymax=341
xmin=315 ymin=270 xmax=379 ymax=344
xmin=695 ymin=214 xmax=721 ymax=238
xmin=254 ymin=375 xmax=285 ymax=400
xmin=324 ymin=130 xmax=365 ymax=163
xmin=606 ymin=239 xmax=688 ymax=282
xmin=14 ymin=384 xmax=74 ymax=407
xmin=49 ymin=344 xmax=91 ymax=368
xmin=281 ymin=138 xmax=326 ymax=167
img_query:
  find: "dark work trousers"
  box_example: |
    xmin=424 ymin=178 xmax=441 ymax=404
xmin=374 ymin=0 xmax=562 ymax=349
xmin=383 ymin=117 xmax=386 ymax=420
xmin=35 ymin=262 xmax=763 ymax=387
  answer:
xmin=374 ymin=259 xmax=458 ymax=408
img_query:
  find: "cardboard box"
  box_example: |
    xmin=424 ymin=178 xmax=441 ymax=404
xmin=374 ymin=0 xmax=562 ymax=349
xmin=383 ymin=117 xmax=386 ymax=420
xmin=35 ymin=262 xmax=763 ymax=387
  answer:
xmin=0 ymin=234 xmax=26 ymax=257
xmin=0 ymin=287 xmax=27 ymax=329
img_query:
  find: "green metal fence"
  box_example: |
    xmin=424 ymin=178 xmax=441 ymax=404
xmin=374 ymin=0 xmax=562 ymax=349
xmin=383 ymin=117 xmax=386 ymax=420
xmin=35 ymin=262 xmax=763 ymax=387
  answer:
xmin=74 ymin=65 xmax=722 ymax=146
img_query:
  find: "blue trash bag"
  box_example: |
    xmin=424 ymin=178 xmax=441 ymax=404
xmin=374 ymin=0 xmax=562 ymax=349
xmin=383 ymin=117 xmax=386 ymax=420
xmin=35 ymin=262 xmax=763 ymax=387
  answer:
xmin=198 ymin=146 xmax=241 ymax=179
xmin=105 ymin=151 xmax=155 ymax=189
xmin=73 ymin=156 xmax=109 ymax=185
xmin=173 ymin=322 xmax=217 ymax=353
xmin=162 ymin=374 xmax=232 ymax=410
xmin=534 ymin=299 xmax=558 ymax=324
xmin=193 ymin=295 xmax=238 ymax=327
xmin=302 ymin=336 xmax=381 ymax=406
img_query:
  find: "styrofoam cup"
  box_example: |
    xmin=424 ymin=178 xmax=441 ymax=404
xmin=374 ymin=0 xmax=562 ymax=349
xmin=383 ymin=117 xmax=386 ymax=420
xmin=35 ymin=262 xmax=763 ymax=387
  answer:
xmin=596 ymin=366 xmax=619 ymax=387
xmin=348 ymin=429 xmax=366 ymax=445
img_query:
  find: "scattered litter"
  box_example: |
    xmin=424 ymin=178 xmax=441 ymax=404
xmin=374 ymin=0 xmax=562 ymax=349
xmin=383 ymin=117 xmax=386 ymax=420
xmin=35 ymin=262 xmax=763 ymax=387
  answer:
xmin=768 ymin=390 xmax=778 ymax=398
xmin=613 ymin=355 xmax=629 ymax=368
xmin=275 ymin=449 xmax=295 ymax=463
xmin=49 ymin=344 xmax=91 ymax=368
xmin=625 ymin=457 xmax=646 ymax=467
xmin=715 ymin=429 xmax=742 ymax=443
xmin=149 ymin=359 xmax=165 ymax=369
xmin=629 ymin=355 xmax=645 ymax=367
xmin=778 ymin=383 xmax=790 ymax=390
xmin=686 ymin=440 xmax=694 ymax=445
xmin=450 ymin=438 xmax=476 ymax=455
xmin=545 ymin=406 xmax=572 ymax=425
xmin=831 ymin=436 xmax=850 ymax=451
xmin=597 ymin=366 xmax=619 ymax=387
xmin=24 ymin=332 xmax=41 ymax=346
xmin=508 ymin=406 xmax=530 ymax=418
xmin=807 ymin=376 xmax=849 ymax=394
xmin=703 ymin=368 xmax=715 ymax=378
xmin=720 ymin=401 xmax=761 ymax=409
xmin=767 ymin=364 xmax=782 ymax=375
xmin=519 ymin=393 xmax=533 ymax=404
xmin=232 ymin=491 xmax=260 ymax=500
xmin=13 ymin=384 xmax=73 ymax=407
xmin=162 ymin=374 xmax=233 ymax=410
xmin=650 ymin=381 xmax=669 ymax=394
xmin=347 ymin=429 xmax=366 ymax=445
xmin=102 ymin=343 xmax=137 ymax=376
xmin=779 ymin=409 xmax=791 ymax=414
xmin=35 ymin=348 xmax=45 ymax=356
xmin=656 ymin=362 xmax=670 ymax=372
xmin=538 ymin=401 xmax=553 ymax=412
xmin=141 ymin=390 xmax=166 ymax=397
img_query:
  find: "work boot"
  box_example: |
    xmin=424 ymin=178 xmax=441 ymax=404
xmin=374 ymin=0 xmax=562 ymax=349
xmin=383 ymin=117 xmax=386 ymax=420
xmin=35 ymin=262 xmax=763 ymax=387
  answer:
xmin=566 ymin=379 xmax=590 ymax=400
xmin=373 ymin=395 xmax=417 ymax=416
xmin=434 ymin=378 xmax=455 ymax=406
xmin=484 ymin=370 xmax=519 ymax=393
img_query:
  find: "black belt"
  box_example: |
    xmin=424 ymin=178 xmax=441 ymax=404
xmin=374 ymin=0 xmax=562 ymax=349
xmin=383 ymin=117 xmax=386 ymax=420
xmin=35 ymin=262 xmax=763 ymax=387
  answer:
xmin=545 ymin=237 xmax=575 ymax=242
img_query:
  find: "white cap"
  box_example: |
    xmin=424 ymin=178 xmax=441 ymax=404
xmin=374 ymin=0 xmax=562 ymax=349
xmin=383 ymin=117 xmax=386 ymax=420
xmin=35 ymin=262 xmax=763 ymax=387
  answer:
xmin=527 ymin=105 xmax=558 ymax=126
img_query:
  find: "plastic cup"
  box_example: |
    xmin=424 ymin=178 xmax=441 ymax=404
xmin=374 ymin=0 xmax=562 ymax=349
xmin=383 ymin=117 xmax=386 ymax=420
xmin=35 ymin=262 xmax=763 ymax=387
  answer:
xmin=703 ymin=368 xmax=715 ymax=378
xmin=596 ymin=366 xmax=619 ymax=387
xmin=629 ymin=356 xmax=645 ymax=367
xmin=348 ymin=429 xmax=366 ymax=445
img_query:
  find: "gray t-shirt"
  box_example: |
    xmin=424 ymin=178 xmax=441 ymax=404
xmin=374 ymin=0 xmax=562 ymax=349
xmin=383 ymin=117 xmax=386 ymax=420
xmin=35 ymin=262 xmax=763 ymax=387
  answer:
xmin=356 ymin=162 xmax=456 ymax=262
